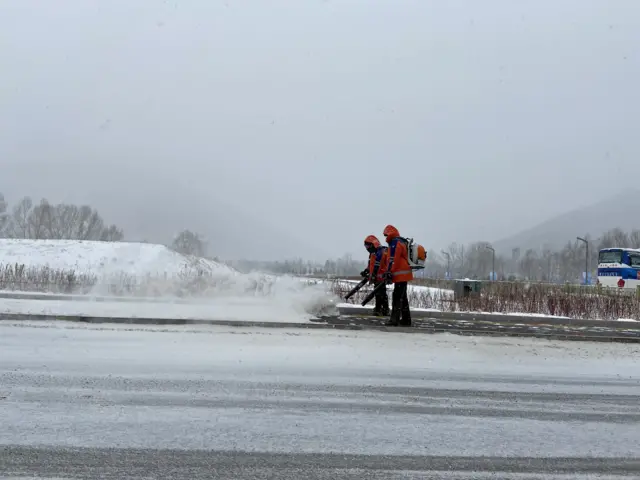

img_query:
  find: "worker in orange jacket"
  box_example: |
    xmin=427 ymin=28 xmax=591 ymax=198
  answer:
xmin=382 ymin=225 xmax=414 ymax=326
xmin=362 ymin=235 xmax=390 ymax=316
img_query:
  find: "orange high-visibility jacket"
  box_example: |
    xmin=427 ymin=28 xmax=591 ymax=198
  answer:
xmin=368 ymin=247 xmax=389 ymax=282
xmin=383 ymin=225 xmax=414 ymax=283
xmin=364 ymin=235 xmax=389 ymax=282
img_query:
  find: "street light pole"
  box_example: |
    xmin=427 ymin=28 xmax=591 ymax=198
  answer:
xmin=441 ymin=251 xmax=450 ymax=279
xmin=486 ymin=245 xmax=496 ymax=281
xmin=577 ymin=236 xmax=589 ymax=285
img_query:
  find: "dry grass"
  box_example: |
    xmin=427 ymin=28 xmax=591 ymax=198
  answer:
xmin=331 ymin=278 xmax=640 ymax=321
xmin=0 ymin=263 xmax=280 ymax=298
xmin=0 ymin=263 xmax=97 ymax=293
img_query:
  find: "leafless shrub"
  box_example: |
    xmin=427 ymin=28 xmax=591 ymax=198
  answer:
xmin=0 ymin=263 xmax=97 ymax=293
xmin=331 ymin=279 xmax=640 ymax=321
xmin=0 ymin=263 xmax=286 ymax=298
xmin=331 ymin=279 xmax=452 ymax=311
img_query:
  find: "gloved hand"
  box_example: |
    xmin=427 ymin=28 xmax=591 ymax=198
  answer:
xmin=383 ymin=271 xmax=393 ymax=284
xmin=360 ymin=269 xmax=369 ymax=278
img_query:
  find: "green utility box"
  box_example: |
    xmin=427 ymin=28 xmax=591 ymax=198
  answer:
xmin=453 ymin=279 xmax=483 ymax=300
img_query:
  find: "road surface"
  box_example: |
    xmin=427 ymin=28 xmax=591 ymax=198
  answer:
xmin=1 ymin=320 xmax=640 ymax=479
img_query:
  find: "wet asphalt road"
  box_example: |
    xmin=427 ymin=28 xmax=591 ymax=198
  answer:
xmin=1 ymin=321 xmax=640 ymax=479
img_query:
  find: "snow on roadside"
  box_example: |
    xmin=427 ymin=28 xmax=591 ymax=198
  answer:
xmin=0 ymin=296 xmax=313 ymax=323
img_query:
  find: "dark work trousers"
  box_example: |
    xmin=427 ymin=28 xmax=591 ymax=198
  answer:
xmin=372 ymin=281 xmax=389 ymax=315
xmin=389 ymin=281 xmax=411 ymax=326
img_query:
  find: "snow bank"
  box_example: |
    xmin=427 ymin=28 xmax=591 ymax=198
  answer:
xmin=0 ymin=239 xmax=339 ymax=320
xmin=0 ymin=238 xmax=232 ymax=277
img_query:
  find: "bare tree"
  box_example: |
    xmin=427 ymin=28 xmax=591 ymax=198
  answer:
xmin=0 ymin=192 xmax=8 ymax=236
xmin=26 ymin=198 xmax=54 ymax=239
xmin=74 ymin=205 xmax=104 ymax=240
xmin=598 ymin=228 xmax=629 ymax=250
xmin=7 ymin=196 xmax=33 ymax=239
xmin=519 ymin=249 xmax=539 ymax=280
xmin=0 ymin=196 xmax=124 ymax=242
xmin=541 ymin=247 xmax=554 ymax=281
xmin=629 ymin=230 xmax=640 ymax=249
xmin=47 ymin=204 xmax=78 ymax=239
xmin=460 ymin=242 xmax=492 ymax=279
xmin=172 ymin=230 xmax=207 ymax=257
xmin=100 ymin=224 xmax=124 ymax=241
xmin=444 ymin=242 xmax=464 ymax=277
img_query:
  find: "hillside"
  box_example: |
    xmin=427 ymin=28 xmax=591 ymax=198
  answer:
xmin=0 ymin=239 xmax=234 ymax=277
xmin=492 ymin=190 xmax=640 ymax=254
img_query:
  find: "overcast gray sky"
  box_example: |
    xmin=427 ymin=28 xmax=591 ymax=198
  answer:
xmin=1 ymin=0 xmax=638 ymax=260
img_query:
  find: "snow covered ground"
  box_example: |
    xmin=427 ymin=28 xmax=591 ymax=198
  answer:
xmin=0 ymin=296 xmax=315 ymax=322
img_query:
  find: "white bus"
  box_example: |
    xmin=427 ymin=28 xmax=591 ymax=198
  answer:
xmin=597 ymin=247 xmax=640 ymax=289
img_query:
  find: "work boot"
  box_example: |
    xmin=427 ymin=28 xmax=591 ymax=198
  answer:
xmin=399 ymin=313 xmax=412 ymax=327
xmin=386 ymin=310 xmax=400 ymax=326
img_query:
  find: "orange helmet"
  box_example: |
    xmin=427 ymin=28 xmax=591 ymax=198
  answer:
xmin=383 ymin=225 xmax=400 ymax=243
xmin=364 ymin=235 xmax=380 ymax=251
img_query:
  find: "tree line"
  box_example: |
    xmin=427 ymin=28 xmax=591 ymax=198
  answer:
xmin=0 ymin=193 xmax=124 ymax=241
xmin=229 ymin=253 xmax=362 ymax=277
xmin=434 ymin=227 xmax=640 ymax=282
xmin=0 ymin=193 xmax=208 ymax=258
xmin=234 ymin=227 xmax=640 ymax=282
xmin=0 ymin=193 xmax=218 ymax=264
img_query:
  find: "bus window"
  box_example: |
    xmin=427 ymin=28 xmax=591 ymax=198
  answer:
xmin=630 ymin=254 xmax=640 ymax=268
xmin=599 ymin=250 xmax=622 ymax=263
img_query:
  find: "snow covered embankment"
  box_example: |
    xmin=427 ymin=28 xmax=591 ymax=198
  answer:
xmin=0 ymin=239 xmax=338 ymax=322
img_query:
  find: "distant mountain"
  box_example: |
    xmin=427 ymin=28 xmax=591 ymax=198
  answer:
xmin=492 ymin=189 xmax=640 ymax=254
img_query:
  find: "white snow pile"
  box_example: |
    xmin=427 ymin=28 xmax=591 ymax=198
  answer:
xmin=0 ymin=239 xmax=338 ymax=318
xmin=0 ymin=239 xmax=232 ymax=277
